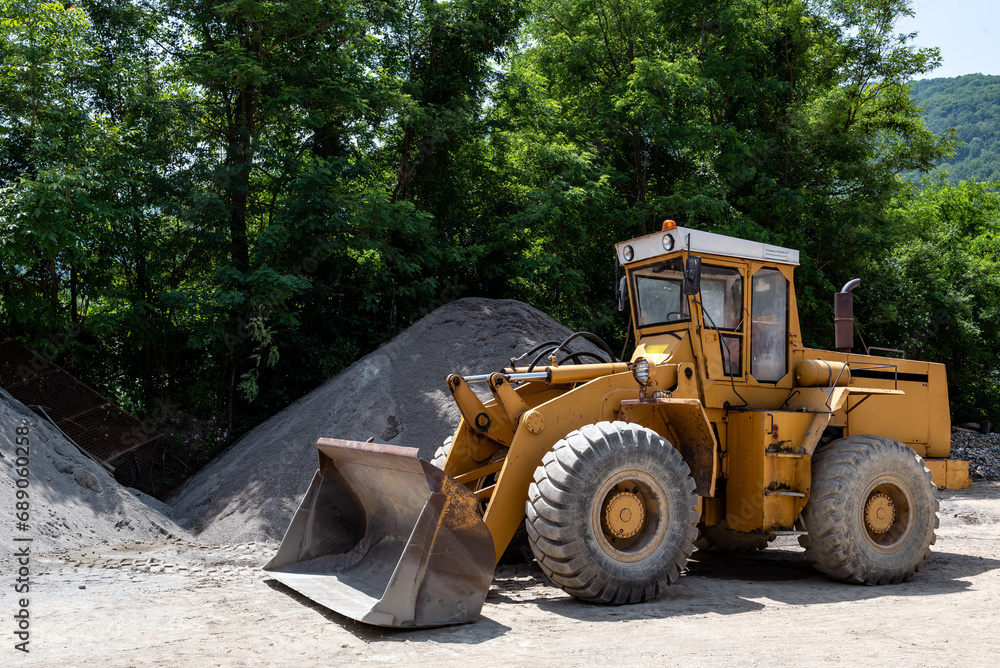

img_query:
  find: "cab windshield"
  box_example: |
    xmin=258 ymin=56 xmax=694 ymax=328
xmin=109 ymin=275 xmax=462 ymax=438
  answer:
xmin=633 ymin=260 xmax=744 ymax=333
xmin=633 ymin=260 xmax=690 ymax=328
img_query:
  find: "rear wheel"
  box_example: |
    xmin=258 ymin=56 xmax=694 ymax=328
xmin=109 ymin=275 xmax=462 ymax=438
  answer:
xmin=526 ymin=421 xmax=699 ymax=603
xmin=799 ymin=435 xmax=938 ymax=584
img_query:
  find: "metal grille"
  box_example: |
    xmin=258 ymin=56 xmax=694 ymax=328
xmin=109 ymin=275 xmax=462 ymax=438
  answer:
xmin=0 ymin=336 xmax=160 ymax=464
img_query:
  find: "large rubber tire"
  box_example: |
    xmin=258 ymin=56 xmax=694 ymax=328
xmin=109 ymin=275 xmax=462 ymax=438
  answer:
xmin=694 ymin=523 xmax=774 ymax=553
xmin=525 ymin=421 xmax=699 ymax=604
xmin=799 ymin=435 xmax=939 ymax=584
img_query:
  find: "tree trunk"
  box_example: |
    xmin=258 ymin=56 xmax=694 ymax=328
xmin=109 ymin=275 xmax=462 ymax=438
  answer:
xmin=70 ymin=264 xmax=78 ymax=322
xmin=48 ymin=258 xmax=58 ymax=313
xmin=226 ymin=87 xmax=257 ymax=274
xmin=393 ymin=127 xmax=416 ymax=202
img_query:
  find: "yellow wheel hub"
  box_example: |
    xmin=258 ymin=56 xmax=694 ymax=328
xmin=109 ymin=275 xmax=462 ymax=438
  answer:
xmin=865 ymin=492 xmax=895 ymax=534
xmin=604 ymin=491 xmax=645 ymax=539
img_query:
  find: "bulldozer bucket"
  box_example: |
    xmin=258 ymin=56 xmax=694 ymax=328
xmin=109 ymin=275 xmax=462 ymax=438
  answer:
xmin=263 ymin=438 xmax=495 ymax=627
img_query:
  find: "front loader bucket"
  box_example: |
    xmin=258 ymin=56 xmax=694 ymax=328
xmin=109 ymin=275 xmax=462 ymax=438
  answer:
xmin=263 ymin=438 xmax=495 ymax=627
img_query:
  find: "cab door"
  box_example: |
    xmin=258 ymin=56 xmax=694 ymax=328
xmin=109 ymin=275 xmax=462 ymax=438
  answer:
xmin=749 ymin=267 xmax=790 ymax=383
xmin=697 ymin=263 xmax=747 ymax=380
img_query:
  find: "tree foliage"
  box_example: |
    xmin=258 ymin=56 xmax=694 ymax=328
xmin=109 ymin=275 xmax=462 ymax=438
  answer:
xmin=909 ymin=74 xmax=1000 ymax=184
xmin=862 ymin=179 xmax=1000 ymax=423
xmin=2 ymin=0 xmax=993 ymax=448
xmin=494 ymin=0 xmax=952 ymax=342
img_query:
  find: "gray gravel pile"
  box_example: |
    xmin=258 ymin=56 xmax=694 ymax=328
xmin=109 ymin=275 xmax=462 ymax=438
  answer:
xmin=0 ymin=390 xmax=188 ymax=560
xmin=951 ymin=431 xmax=1000 ymax=480
xmin=168 ymin=298 xmax=601 ymax=544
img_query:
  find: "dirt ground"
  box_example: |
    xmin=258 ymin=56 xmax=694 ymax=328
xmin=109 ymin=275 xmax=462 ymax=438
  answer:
xmin=8 ymin=482 xmax=997 ymax=667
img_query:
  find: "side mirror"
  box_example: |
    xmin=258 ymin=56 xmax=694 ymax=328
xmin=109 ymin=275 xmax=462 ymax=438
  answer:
xmin=683 ymin=256 xmax=702 ymax=295
xmin=617 ymin=275 xmax=628 ymax=311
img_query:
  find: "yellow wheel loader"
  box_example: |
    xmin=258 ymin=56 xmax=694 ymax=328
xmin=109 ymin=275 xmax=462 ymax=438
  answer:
xmin=264 ymin=222 xmax=969 ymax=627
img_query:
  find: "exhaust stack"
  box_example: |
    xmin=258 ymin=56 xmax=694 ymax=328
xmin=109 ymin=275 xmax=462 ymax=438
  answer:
xmin=834 ymin=278 xmax=861 ymax=352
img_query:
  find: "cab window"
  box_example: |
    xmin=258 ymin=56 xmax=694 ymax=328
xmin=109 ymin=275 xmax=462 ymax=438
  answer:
xmin=633 ymin=260 xmax=690 ymax=327
xmin=701 ymin=265 xmax=743 ymax=376
xmin=751 ymin=268 xmax=788 ymax=382
xmin=701 ymin=266 xmax=742 ymax=331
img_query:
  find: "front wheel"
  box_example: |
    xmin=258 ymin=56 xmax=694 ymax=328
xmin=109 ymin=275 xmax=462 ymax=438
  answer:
xmin=799 ymin=435 xmax=938 ymax=584
xmin=525 ymin=421 xmax=699 ymax=604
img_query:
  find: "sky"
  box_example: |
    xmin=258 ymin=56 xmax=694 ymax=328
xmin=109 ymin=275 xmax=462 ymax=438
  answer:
xmin=896 ymin=0 xmax=1000 ymax=79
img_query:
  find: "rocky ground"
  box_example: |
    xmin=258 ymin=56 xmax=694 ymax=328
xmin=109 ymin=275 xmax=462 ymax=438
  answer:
xmin=9 ymin=482 xmax=1000 ymax=667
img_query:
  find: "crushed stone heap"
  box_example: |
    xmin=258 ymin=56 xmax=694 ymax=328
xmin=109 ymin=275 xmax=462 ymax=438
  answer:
xmin=0 ymin=390 xmax=187 ymax=559
xmin=169 ymin=298 xmax=596 ymax=544
xmin=951 ymin=431 xmax=1000 ymax=480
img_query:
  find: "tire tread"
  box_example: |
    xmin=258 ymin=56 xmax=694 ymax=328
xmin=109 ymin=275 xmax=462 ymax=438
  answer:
xmin=799 ymin=435 xmax=938 ymax=585
xmin=525 ymin=421 xmax=699 ymax=604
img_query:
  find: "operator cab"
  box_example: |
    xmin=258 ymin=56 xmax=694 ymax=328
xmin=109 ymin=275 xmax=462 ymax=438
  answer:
xmin=616 ymin=221 xmax=800 ymax=388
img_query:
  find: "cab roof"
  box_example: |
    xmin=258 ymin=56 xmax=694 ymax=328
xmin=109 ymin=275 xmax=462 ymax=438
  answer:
xmin=616 ymin=226 xmax=799 ymax=267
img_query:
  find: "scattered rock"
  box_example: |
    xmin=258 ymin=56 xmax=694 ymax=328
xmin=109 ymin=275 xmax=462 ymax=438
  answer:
xmin=951 ymin=431 xmax=1000 ymax=480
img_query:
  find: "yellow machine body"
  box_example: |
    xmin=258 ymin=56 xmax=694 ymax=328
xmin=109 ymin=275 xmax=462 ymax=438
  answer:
xmin=269 ymin=224 xmax=967 ymax=626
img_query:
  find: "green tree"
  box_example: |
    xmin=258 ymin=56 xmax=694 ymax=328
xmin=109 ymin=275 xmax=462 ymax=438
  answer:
xmin=495 ymin=0 xmax=952 ymax=345
xmin=908 ymin=74 xmax=1000 ymax=184
xmin=862 ymin=179 xmax=1000 ymax=423
xmin=0 ymin=0 xmax=104 ymax=330
xmin=370 ymin=0 xmax=525 ymax=306
xmin=157 ymin=0 xmax=526 ymax=429
xmin=1 ymin=1 xmax=211 ymax=409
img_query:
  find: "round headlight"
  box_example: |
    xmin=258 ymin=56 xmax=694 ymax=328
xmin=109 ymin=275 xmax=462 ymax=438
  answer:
xmin=632 ymin=358 xmax=650 ymax=385
xmin=623 ymin=245 xmax=634 ymax=262
xmin=662 ymin=233 xmax=675 ymax=251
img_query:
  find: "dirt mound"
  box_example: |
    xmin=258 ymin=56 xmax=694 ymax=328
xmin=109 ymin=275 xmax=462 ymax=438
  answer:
xmin=0 ymin=390 xmax=187 ymax=561
xmin=168 ymin=298 xmax=598 ymax=544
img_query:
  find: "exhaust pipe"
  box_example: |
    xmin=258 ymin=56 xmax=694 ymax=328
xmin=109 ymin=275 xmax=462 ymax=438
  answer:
xmin=263 ymin=438 xmax=495 ymax=627
xmin=834 ymin=278 xmax=860 ymax=353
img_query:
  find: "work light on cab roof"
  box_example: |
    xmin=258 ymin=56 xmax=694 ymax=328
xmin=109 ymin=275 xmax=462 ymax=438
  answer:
xmin=662 ymin=219 xmax=677 ymax=250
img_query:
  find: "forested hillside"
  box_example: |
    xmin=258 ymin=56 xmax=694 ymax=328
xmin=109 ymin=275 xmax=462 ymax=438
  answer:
xmin=910 ymin=74 xmax=1000 ymax=183
xmin=2 ymin=0 xmax=997 ymax=460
